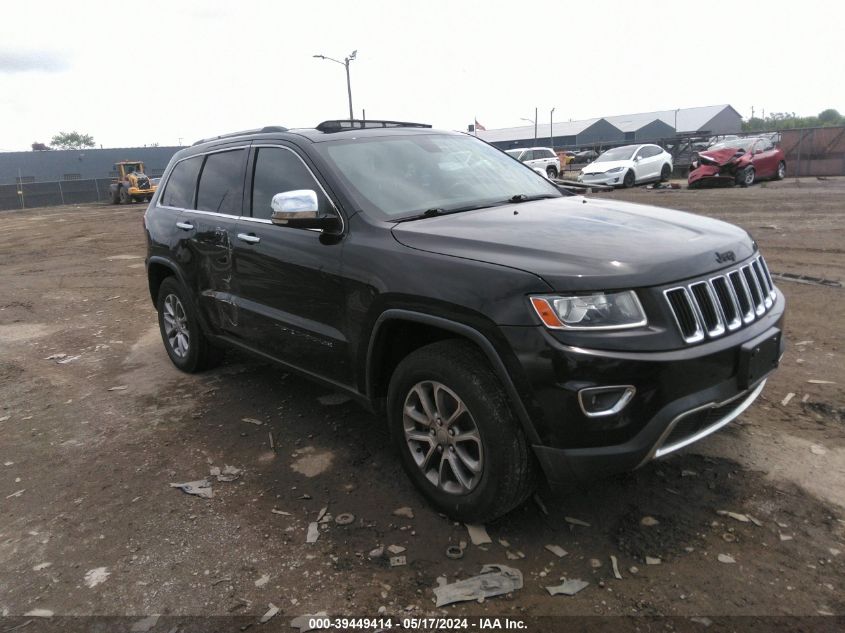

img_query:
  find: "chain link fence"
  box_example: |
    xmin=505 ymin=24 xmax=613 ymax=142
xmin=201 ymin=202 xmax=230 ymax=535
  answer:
xmin=0 ymin=178 xmax=115 ymax=211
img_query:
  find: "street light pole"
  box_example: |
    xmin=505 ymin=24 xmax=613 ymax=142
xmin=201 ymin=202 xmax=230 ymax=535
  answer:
xmin=313 ymin=50 xmax=358 ymax=120
xmin=520 ymin=114 xmax=536 ymax=145
xmin=550 ymin=107 xmax=555 ymax=149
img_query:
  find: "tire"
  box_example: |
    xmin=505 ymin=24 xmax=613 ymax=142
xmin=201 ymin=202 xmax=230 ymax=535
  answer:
xmin=156 ymin=277 xmax=222 ymax=373
xmin=110 ymin=188 xmax=120 ymax=205
xmin=386 ymin=340 xmax=537 ymax=522
xmin=119 ymin=187 xmax=130 ymax=204
xmin=546 ymin=166 xmax=558 ymax=179
xmin=737 ymin=166 xmax=755 ymax=187
xmin=660 ymin=164 xmax=672 ymax=182
xmin=622 ymin=169 xmax=635 ymax=188
xmin=776 ymin=161 xmax=786 ymax=180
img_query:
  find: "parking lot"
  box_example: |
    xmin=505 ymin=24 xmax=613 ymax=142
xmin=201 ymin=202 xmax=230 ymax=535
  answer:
xmin=1 ymin=178 xmax=843 ymax=624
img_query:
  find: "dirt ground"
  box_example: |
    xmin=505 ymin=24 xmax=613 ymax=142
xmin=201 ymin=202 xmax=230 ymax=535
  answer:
xmin=1 ymin=178 xmax=843 ymax=627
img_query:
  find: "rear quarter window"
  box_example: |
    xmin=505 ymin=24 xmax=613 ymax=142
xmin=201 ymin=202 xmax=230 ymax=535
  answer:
xmin=161 ymin=156 xmax=203 ymax=209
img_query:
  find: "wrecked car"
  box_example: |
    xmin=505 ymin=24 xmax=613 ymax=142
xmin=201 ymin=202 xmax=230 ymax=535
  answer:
xmin=145 ymin=120 xmax=784 ymax=522
xmin=689 ymin=137 xmax=786 ymax=188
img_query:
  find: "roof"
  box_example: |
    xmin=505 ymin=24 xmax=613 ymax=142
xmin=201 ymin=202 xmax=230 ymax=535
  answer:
xmin=479 ymin=118 xmax=602 ymax=143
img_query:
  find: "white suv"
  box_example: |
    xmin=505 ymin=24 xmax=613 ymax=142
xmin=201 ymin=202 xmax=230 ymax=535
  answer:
xmin=505 ymin=147 xmax=560 ymax=179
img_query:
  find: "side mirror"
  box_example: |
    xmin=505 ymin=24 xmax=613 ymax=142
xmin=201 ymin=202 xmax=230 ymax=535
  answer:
xmin=270 ymin=190 xmax=340 ymax=232
xmin=634 ymin=156 xmax=641 ymax=162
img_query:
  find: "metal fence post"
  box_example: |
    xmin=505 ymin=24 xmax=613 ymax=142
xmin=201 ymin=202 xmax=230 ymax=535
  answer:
xmin=94 ymin=178 xmax=100 ymax=201
xmin=58 ymin=180 xmax=65 ymax=205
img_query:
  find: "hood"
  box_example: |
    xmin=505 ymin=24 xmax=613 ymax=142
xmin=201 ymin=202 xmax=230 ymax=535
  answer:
xmin=698 ymin=147 xmax=745 ymax=165
xmin=391 ymin=197 xmax=755 ymax=291
xmin=581 ymin=159 xmax=630 ymax=174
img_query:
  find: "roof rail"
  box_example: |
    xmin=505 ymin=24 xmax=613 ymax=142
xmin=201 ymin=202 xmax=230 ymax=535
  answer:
xmin=315 ymin=119 xmax=432 ymax=133
xmin=192 ymin=126 xmax=288 ymax=146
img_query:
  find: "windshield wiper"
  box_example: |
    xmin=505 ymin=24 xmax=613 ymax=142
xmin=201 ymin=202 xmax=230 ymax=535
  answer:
xmin=508 ymin=193 xmax=559 ymax=203
xmin=393 ymin=203 xmax=494 ymax=223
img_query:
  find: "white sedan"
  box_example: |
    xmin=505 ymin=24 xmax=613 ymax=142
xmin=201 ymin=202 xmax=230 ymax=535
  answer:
xmin=577 ymin=144 xmax=673 ymax=188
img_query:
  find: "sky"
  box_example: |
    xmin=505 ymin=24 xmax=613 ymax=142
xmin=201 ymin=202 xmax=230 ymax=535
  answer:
xmin=0 ymin=0 xmax=843 ymax=151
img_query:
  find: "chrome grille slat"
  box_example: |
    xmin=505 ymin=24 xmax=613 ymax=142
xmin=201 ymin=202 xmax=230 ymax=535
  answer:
xmin=665 ymin=257 xmax=778 ymax=344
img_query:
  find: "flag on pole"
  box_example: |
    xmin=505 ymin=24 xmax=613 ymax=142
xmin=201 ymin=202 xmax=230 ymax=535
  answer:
xmin=474 ymin=119 xmax=486 ymax=132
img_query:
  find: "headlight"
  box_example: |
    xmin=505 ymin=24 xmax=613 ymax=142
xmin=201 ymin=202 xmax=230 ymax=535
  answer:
xmin=606 ymin=166 xmax=624 ymax=173
xmin=530 ymin=291 xmax=647 ymax=330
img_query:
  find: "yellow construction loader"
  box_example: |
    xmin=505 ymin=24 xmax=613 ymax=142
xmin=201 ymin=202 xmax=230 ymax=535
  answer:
xmin=109 ymin=161 xmax=157 ymax=204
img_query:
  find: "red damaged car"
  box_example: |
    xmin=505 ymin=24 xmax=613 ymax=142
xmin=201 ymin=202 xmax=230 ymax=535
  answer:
xmin=688 ymin=137 xmax=786 ymax=188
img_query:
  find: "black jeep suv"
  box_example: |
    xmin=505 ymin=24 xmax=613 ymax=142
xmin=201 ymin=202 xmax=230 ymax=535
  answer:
xmin=144 ymin=120 xmax=785 ymax=521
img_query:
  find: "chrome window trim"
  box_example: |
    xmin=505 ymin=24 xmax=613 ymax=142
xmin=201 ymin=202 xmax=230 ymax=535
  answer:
xmin=663 ymin=287 xmax=705 ymax=344
xmin=154 ymin=142 xmax=345 ymax=235
xmin=639 ymin=378 xmax=766 ymax=467
xmin=728 ymin=269 xmax=756 ymax=323
xmin=689 ymin=281 xmax=725 ymax=337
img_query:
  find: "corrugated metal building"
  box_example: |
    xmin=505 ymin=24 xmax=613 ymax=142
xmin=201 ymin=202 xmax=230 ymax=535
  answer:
xmin=479 ymin=104 xmax=742 ymax=150
xmin=0 ymin=146 xmax=184 ymax=185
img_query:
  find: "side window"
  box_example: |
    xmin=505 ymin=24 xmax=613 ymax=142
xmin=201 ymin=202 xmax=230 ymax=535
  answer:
xmin=760 ymin=138 xmax=774 ymax=151
xmin=544 ymin=149 xmax=555 ymax=159
xmin=635 ymin=146 xmax=646 ymax=159
xmin=647 ymin=146 xmax=662 ymax=158
xmin=161 ymin=156 xmax=202 ymax=209
xmin=251 ymin=147 xmax=329 ymax=221
xmin=196 ymin=149 xmax=247 ymax=215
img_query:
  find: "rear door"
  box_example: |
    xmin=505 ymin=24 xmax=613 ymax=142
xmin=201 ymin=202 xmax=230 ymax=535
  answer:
xmin=231 ymin=144 xmax=351 ymax=386
xmin=753 ymin=138 xmax=778 ymax=177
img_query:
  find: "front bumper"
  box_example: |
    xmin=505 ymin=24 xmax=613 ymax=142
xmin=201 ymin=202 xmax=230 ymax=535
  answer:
xmin=577 ymin=171 xmax=626 ymax=186
xmin=688 ymin=164 xmax=734 ymax=188
xmin=128 ymin=186 xmax=157 ymax=196
xmin=500 ymin=293 xmax=785 ymax=483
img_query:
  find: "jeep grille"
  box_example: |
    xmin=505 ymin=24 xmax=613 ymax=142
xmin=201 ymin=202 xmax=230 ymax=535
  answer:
xmin=664 ymin=256 xmax=777 ymax=344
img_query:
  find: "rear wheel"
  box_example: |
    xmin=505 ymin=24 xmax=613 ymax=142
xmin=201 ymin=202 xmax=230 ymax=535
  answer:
xmin=622 ymin=169 xmax=635 ymax=188
xmin=110 ymin=188 xmax=120 ymax=205
xmin=156 ymin=277 xmax=222 ymax=373
xmin=119 ymin=187 xmax=130 ymax=204
xmin=660 ymin=163 xmax=672 ymax=182
xmin=387 ymin=340 xmax=537 ymax=522
xmin=776 ymin=161 xmax=786 ymax=180
xmin=546 ymin=166 xmax=558 ymax=179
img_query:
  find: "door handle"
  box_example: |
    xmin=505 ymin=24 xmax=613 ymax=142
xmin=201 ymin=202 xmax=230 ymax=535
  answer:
xmin=176 ymin=221 xmax=194 ymax=230
xmin=237 ymin=233 xmax=261 ymax=244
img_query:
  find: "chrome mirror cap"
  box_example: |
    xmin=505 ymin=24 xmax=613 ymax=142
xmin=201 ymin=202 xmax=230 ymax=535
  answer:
xmin=271 ymin=190 xmax=319 ymax=224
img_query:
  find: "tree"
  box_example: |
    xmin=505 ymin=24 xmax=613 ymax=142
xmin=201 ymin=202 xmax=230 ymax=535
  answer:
xmin=31 ymin=142 xmax=51 ymax=151
xmin=818 ymin=108 xmax=841 ymax=124
xmin=50 ymin=131 xmax=95 ymax=150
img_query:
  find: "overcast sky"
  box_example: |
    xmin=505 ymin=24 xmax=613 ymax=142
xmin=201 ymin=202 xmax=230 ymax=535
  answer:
xmin=0 ymin=0 xmax=842 ymax=151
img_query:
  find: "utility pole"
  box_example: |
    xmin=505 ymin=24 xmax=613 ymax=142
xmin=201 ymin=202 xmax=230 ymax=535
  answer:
xmin=314 ymin=50 xmax=358 ymax=120
xmin=550 ymin=107 xmax=555 ymax=148
xmin=534 ymin=106 xmax=538 ymax=144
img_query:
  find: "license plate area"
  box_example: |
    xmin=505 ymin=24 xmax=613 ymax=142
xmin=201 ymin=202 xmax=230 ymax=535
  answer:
xmin=738 ymin=328 xmax=781 ymax=389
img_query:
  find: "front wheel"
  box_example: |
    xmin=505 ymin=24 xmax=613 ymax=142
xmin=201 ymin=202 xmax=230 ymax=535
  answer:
xmin=156 ymin=277 xmax=221 ymax=373
xmin=737 ymin=166 xmax=755 ymax=187
xmin=776 ymin=161 xmax=786 ymax=180
xmin=622 ymin=169 xmax=635 ymax=188
xmin=660 ymin=164 xmax=672 ymax=182
xmin=387 ymin=340 xmax=537 ymax=522
xmin=546 ymin=166 xmax=558 ymax=179
xmin=119 ymin=187 xmax=130 ymax=204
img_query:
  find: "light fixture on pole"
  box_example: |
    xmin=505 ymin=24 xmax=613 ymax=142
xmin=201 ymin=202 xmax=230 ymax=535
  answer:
xmin=313 ymin=50 xmax=357 ymax=120
xmin=520 ymin=113 xmax=538 ymax=144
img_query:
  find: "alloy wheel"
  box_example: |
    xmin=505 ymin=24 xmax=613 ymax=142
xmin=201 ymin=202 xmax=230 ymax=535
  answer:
xmin=402 ymin=380 xmax=483 ymax=495
xmin=162 ymin=293 xmax=190 ymax=358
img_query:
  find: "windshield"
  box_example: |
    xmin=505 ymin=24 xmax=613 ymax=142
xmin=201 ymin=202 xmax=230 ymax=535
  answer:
xmin=709 ymin=138 xmax=756 ymax=152
xmin=318 ymin=134 xmax=560 ymax=220
xmin=595 ymin=146 xmax=637 ymax=162
xmin=505 ymin=149 xmax=524 ymax=160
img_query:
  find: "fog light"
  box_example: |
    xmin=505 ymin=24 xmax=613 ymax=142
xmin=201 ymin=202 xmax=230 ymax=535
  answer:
xmin=578 ymin=385 xmax=635 ymax=418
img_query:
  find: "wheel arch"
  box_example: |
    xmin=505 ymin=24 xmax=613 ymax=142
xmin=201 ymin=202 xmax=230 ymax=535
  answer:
xmin=146 ymin=256 xmax=186 ymax=307
xmin=365 ymin=309 xmax=541 ymax=445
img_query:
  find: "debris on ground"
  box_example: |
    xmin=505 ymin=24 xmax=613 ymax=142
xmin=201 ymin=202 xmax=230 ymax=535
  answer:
xmin=807 ymin=379 xmax=835 ymax=385
xmin=32 ymin=562 xmax=52 ymax=571
xmin=169 ymin=479 xmax=212 ymax=499
xmin=44 ymin=353 xmax=67 ymax=360
xmin=781 ymin=393 xmax=795 ymax=406
xmin=545 ymin=544 xmax=567 ymax=558
xmin=57 ymin=355 xmax=81 ymax=364
xmin=610 ymin=555 xmax=622 ymax=579
xmin=317 ymin=393 xmax=352 ymax=406
xmin=129 ymin=615 xmax=160 ymax=632
xmin=269 ymin=430 xmax=276 ymax=452
xmin=717 ymin=510 xmax=750 ymax=523
xmin=629 ymin=566 xmax=639 ymax=575
xmin=210 ymin=465 xmax=242 ymax=482
xmin=545 ymin=578 xmax=589 ymax=596
xmin=564 ymin=516 xmax=591 ymax=527
xmin=465 ymin=523 xmax=492 ymax=545
xmin=368 ymin=546 xmax=384 ymax=558
xmin=5 ymin=489 xmax=25 ymax=499
xmin=810 ymin=444 xmax=827 ymax=455
xmin=446 ymin=545 xmax=465 ymax=560
xmin=645 ymin=556 xmax=661 ymax=565
xmin=387 ymin=545 xmax=406 ymax=555
xmin=271 ymin=509 xmax=291 ymax=516
xmin=506 ymin=550 xmax=525 ymax=560
xmin=389 ymin=555 xmax=407 ymax=567
xmin=717 ymin=554 xmax=736 ymax=564
xmin=24 ymin=609 xmax=54 ymax=618
xmin=533 ymin=493 xmax=549 ymax=515
xmin=589 ymin=558 xmax=602 ymax=568
xmin=306 ymin=522 xmax=320 ymax=544
xmin=316 ymin=506 xmax=328 ymax=522
xmin=640 ymin=516 xmax=660 ymax=526
xmin=433 ymin=564 xmax=523 ymax=607
xmin=83 ymin=567 xmax=110 ymax=588
xmin=291 ymin=612 xmax=328 ymax=632
xmin=242 ymin=417 xmax=263 ymax=425
xmin=107 ymin=385 xmax=128 ymax=391
xmin=255 ymin=573 xmax=270 ymax=588
xmin=335 ymin=512 xmax=355 ymax=525
xmin=779 ymin=533 xmax=794 ymax=541
xmin=259 ymin=603 xmax=280 ymax=624
xmin=392 ymin=506 xmax=414 ymax=519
